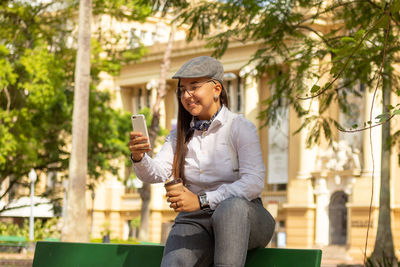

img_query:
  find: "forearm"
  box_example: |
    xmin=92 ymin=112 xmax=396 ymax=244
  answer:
xmin=132 ymin=153 xmax=171 ymax=184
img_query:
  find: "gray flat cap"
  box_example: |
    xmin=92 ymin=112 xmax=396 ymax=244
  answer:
xmin=172 ymin=56 xmax=224 ymax=84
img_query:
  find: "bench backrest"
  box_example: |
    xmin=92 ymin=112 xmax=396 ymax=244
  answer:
xmin=33 ymin=241 xmax=322 ymax=267
xmin=0 ymin=235 xmax=26 ymax=243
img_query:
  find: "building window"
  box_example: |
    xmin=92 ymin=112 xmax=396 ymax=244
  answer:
xmin=140 ymin=30 xmax=146 ymax=40
xmin=138 ymin=88 xmax=143 ymax=111
xmin=267 ymin=106 xmax=289 ymax=185
xmin=127 ymin=218 xmax=140 ymax=240
xmin=338 ymin=81 xmax=364 ymax=153
xmin=128 ymin=28 xmax=139 ymax=48
xmin=224 ymin=75 xmax=243 ymax=113
xmin=146 ymin=88 xmax=151 ymax=108
xmin=265 ymin=183 xmax=287 ymax=191
xmin=151 ymin=32 xmax=157 ymax=43
xmin=131 ymin=87 xmax=151 ymax=115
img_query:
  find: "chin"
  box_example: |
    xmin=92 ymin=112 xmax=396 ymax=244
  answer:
xmin=189 ymin=111 xmax=200 ymax=117
xmin=185 ymin=106 xmax=201 ymax=116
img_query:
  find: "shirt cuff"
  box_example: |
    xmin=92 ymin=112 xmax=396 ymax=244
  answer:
xmin=131 ymin=153 xmax=151 ymax=168
xmin=131 ymin=153 xmax=147 ymax=164
xmin=205 ymin=190 xmax=222 ymax=210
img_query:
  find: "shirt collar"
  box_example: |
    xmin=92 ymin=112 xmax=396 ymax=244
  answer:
xmin=190 ymin=106 xmax=223 ymax=131
xmin=207 ymin=105 xmax=228 ymax=131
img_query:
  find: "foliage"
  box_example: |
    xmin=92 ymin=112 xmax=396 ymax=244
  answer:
xmin=0 ymin=217 xmax=60 ymax=240
xmin=88 ymin=89 xmax=132 ymax=181
xmin=90 ymin=237 xmax=139 ymax=244
xmin=153 ymin=0 xmax=400 ymax=145
xmin=130 ymin=217 xmax=141 ymax=229
xmin=0 ymin=0 xmax=151 ymax=206
xmin=100 ymin=221 xmax=111 ymax=236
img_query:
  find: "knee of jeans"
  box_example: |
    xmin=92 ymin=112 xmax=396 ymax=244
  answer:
xmin=213 ymin=197 xmax=249 ymax=221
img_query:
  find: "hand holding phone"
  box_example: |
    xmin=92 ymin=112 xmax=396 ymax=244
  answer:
xmin=129 ymin=114 xmax=151 ymax=162
xmin=131 ymin=114 xmax=151 ymax=147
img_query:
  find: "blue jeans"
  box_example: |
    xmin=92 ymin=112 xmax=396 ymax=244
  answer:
xmin=161 ymin=197 xmax=276 ymax=267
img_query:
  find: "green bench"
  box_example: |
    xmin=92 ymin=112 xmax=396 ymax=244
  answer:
xmin=0 ymin=235 xmax=28 ymax=253
xmin=33 ymin=241 xmax=322 ymax=267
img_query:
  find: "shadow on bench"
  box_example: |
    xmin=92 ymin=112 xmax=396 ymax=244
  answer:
xmin=33 ymin=241 xmax=322 ymax=267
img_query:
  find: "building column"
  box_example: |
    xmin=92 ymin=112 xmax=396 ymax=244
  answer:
xmin=314 ymin=176 xmax=330 ymax=246
xmin=350 ymin=88 xmax=381 ymax=206
xmin=149 ymin=183 xmax=164 ymax=243
xmin=361 ymin=88 xmax=382 ymax=195
xmin=243 ymin=71 xmax=259 ymax=124
xmin=347 ymin=88 xmax=382 ymax=260
xmin=285 ymin=58 xmax=320 ymax=248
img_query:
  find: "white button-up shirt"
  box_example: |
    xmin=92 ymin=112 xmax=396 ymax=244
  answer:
xmin=133 ymin=106 xmax=265 ymax=210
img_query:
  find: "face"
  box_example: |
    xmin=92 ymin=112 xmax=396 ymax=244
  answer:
xmin=178 ymin=77 xmax=222 ymax=120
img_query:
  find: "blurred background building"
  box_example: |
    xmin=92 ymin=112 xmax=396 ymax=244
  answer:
xmin=1 ymin=9 xmax=399 ymax=264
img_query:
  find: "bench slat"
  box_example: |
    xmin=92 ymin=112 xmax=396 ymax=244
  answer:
xmin=0 ymin=236 xmax=26 ymax=242
xmin=33 ymin=241 xmax=322 ymax=267
xmin=246 ymin=247 xmax=322 ymax=267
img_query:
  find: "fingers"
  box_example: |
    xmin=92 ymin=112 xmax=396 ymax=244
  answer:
xmin=169 ymin=201 xmax=181 ymax=208
xmin=166 ymin=192 xmax=183 ymax=212
xmin=129 ymin=132 xmax=150 ymax=146
xmin=130 ymin=131 xmax=143 ymax=139
xmin=129 ymin=142 xmax=151 ymax=152
xmin=166 ymin=187 xmax=198 ymax=213
xmin=169 ymin=201 xmax=182 ymax=212
xmin=166 ymin=190 xmax=181 ymax=198
xmin=167 ymin=196 xmax=179 ymax=203
xmin=129 ymin=132 xmax=151 ymax=154
xmin=166 ymin=190 xmax=181 ymax=203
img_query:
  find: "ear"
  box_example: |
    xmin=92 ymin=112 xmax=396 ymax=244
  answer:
xmin=213 ymin=82 xmax=222 ymax=97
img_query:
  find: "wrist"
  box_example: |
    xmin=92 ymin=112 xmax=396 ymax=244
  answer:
xmin=131 ymin=153 xmax=143 ymax=163
xmin=198 ymin=193 xmax=210 ymax=210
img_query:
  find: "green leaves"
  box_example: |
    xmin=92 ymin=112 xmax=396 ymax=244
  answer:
xmin=310 ymin=85 xmax=320 ymax=93
xmin=391 ymin=0 xmax=400 ymax=13
xmin=376 ymin=15 xmax=390 ymax=28
xmin=0 ymin=0 xmax=151 ymax=198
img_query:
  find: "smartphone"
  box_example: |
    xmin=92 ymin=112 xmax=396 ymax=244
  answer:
xmin=131 ymin=114 xmax=151 ymax=147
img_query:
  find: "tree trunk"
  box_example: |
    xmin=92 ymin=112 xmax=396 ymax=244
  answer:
xmin=369 ymin=52 xmax=398 ymax=266
xmin=137 ymin=24 xmax=175 ymax=242
xmin=62 ymin=0 xmax=91 ymax=242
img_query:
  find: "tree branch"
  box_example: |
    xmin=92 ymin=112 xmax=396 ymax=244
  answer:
xmin=3 ymin=86 xmax=11 ymax=112
xmin=365 ymin=0 xmax=381 ymax=10
xmin=338 ymin=115 xmax=394 ymax=133
xmin=298 ymin=12 xmax=389 ymax=100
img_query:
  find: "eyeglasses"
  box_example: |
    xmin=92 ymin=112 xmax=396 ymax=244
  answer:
xmin=176 ymin=80 xmax=216 ymax=98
